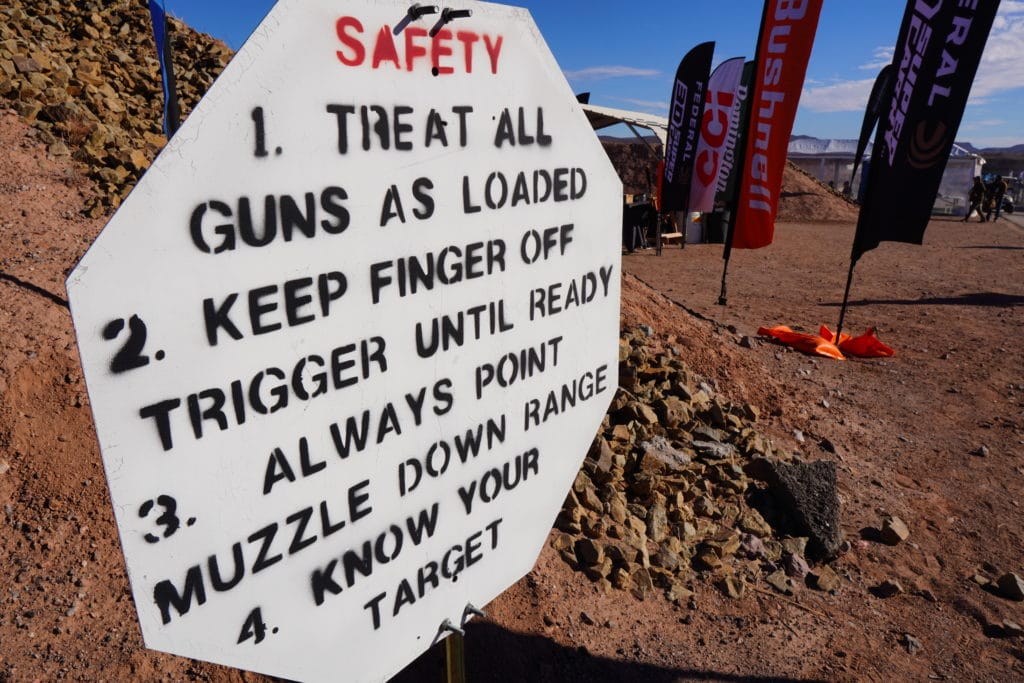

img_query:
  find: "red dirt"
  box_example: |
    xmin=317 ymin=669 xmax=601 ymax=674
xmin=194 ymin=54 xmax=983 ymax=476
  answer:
xmin=3 ymin=104 xmax=1024 ymax=681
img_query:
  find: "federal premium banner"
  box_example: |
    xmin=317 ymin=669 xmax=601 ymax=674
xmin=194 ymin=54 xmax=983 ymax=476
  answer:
xmin=732 ymin=0 xmax=823 ymax=249
xmin=852 ymin=0 xmax=1001 ymax=260
xmin=689 ymin=57 xmax=746 ymax=214
xmin=660 ymin=41 xmax=715 ymax=213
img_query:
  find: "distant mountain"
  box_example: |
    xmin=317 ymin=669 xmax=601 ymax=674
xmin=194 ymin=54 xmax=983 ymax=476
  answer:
xmin=954 ymin=142 xmax=1024 ymax=177
xmin=981 ymin=144 xmax=1024 ymax=155
xmin=955 ymin=142 xmax=1024 ymax=177
xmin=954 ymin=142 xmax=1024 ymax=155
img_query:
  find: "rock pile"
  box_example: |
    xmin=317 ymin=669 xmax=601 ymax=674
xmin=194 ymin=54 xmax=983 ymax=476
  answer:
xmin=0 ymin=0 xmax=231 ymax=215
xmin=553 ymin=326 xmax=842 ymax=600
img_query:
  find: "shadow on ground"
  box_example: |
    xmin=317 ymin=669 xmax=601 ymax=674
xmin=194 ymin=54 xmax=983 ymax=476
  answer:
xmin=0 ymin=271 xmax=68 ymax=307
xmin=391 ymin=621 xmax=824 ymax=682
xmin=820 ymin=292 xmax=1024 ymax=308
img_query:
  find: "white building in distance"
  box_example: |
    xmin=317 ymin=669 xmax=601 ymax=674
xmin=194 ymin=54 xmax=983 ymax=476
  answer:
xmin=788 ymin=136 xmax=985 ymax=215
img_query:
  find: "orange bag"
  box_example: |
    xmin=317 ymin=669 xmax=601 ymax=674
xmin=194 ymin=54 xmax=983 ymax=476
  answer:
xmin=757 ymin=325 xmax=845 ymax=360
xmin=819 ymin=325 xmax=895 ymax=358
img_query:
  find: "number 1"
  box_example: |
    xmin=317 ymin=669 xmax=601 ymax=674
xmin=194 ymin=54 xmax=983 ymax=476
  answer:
xmin=252 ymin=107 xmax=269 ymax=158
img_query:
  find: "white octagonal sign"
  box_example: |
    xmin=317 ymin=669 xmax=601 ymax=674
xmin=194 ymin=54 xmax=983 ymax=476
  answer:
xmin=67 ymin=1 xmax=621 ymax=680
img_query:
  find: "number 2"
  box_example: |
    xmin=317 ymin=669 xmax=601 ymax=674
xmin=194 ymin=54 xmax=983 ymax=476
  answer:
xmin=103 ymin=315 xmax=150 ymax=374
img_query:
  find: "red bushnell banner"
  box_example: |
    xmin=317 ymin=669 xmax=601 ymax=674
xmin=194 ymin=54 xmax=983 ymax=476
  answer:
xmin=689 ymin=57 xmax=745 ymax=213
xmin=732 ymin=0 xmax=823 ymax=249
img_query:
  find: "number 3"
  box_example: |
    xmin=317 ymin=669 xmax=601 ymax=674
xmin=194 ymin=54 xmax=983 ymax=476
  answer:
xmin=138 ymin=495 xmax=181 ymax=544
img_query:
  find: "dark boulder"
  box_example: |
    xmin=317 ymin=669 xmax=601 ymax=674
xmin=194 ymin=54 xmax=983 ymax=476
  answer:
xmin=764 ymin=460 xmax=842 ymax=561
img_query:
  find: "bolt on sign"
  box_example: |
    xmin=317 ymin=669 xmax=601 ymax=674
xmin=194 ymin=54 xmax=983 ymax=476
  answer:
xmin=65 ymin=1 xmax=621 ymax=680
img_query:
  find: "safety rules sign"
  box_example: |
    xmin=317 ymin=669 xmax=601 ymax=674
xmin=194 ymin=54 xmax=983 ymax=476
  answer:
xmin=66 ymin=1 xmax=621 ymax=680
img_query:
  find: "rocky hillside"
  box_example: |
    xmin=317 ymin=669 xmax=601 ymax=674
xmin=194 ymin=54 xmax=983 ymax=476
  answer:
xmin=0 ymin=0 xmax=231 ymax=216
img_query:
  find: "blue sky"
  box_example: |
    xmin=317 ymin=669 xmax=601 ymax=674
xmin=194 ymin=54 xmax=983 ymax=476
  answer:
xmin=164 ymin=0 xmax=1024 ymax=148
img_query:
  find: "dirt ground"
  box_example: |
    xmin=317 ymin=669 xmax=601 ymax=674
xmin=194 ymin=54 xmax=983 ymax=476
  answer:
xmin=3 ymin=103 xmax=1024 ymax=682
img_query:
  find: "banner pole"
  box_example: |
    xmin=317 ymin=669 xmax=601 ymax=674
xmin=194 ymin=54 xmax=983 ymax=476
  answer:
xmin=656 ymin=213 xmax=663 ymax=256
xmin=147 ymin=0 xmax=181 ymax=138
xmin=835 ymin=257 xmax=857 ymax=341
xmin=717 ymin=236 xmax=732 ymax=305
xmin=717 ymin=1 xmax=768 ymax=306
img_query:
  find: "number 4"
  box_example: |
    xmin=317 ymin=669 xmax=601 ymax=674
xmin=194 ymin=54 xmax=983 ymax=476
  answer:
xmin=238 ymin=607 xmax=269 ymax=644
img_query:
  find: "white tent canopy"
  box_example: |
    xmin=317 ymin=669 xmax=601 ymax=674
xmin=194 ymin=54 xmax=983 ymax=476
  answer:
xmin=580 ymin=103 xmax=668 ymax=151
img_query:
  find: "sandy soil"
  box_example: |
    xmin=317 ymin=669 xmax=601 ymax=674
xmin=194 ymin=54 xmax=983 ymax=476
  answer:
xmin=3 ymin=103 xmax=1024 ymax=682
